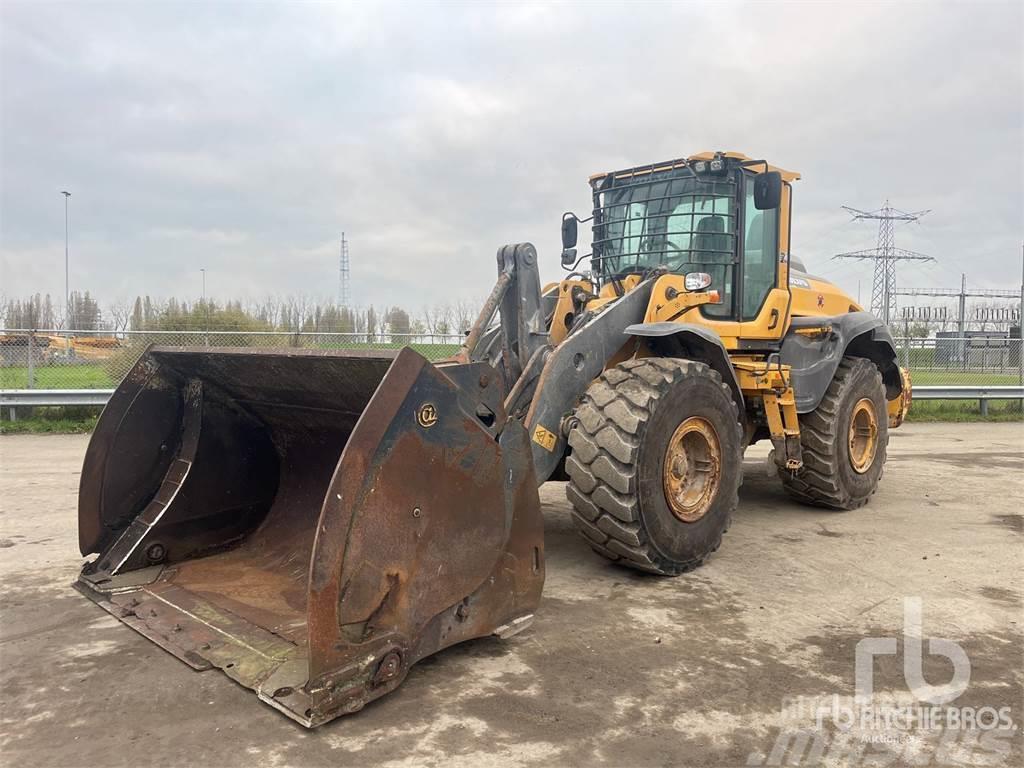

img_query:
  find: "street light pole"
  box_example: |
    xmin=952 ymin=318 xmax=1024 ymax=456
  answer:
xmin=61 ymin=190 xmax=71 ymax=329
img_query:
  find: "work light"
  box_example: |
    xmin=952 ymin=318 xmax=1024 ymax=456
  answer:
xmin=684 ymin=272 xmax=713 ymax=291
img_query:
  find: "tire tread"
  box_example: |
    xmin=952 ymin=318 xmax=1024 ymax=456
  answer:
xmin=779 ymin=357 xmax=887 ymax=510
xmin=565 ymin=358 xmax=740 ymax=575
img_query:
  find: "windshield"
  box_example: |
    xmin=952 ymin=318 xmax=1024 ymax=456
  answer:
xmin=592 ymin=172 xmax=737 ymax=279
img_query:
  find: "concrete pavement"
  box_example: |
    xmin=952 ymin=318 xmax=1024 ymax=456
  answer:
xmin=1 ymin=423 xmax=1021 ymax=767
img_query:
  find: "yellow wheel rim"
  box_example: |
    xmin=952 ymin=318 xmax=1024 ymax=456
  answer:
xmin=662 ymin=416 xmax=721 ymax=523
xmin=848 ymin=398 xmax=878 ymax=474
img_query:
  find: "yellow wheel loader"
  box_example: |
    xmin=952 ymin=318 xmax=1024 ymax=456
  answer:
xmin=75 ymin=151 xmax=911 ymax=726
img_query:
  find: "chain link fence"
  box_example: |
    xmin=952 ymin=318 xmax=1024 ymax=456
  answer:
xmin=0 ymin=329 xmax=464 ymax=390
xmin=1 ymin=329 xmax=1021 ymax=390
xmin=893 ymin=336 xmax=1023 ymax=387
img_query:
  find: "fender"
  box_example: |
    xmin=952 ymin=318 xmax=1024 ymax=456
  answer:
xmin=781 ymin=311 xmax=901 ymax=413
xmin=624 ymin=322 xmax=744 ymax=410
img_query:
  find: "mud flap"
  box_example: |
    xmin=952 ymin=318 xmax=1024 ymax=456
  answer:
xmin=75 ymin=346 xmax=545 ymax=727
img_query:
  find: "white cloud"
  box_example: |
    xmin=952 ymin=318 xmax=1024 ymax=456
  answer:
xmin=1 ymin=1 xmax=1021 ymax=314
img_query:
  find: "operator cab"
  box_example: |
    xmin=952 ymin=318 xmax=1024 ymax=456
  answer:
xmin=562 ymin=152 xmax=799 ymax=323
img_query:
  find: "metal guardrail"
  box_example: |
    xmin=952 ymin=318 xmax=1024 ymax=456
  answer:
xmin=911 ymin=385 xmax=1024 ymax=416
xmin=3 ymin=386 xmax=1022 ymax=419
xmin=912 ymin=385 xmax=1024 ymax=400
xmin=1 ymin=389 xmax=115 ymax=408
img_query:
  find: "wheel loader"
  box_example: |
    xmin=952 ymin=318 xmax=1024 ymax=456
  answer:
xmin=75 ymin=151 xmax=911 ymax=727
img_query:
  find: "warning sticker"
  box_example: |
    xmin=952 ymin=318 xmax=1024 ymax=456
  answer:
xmin=532 ymin=424 xmax=558 ymax=452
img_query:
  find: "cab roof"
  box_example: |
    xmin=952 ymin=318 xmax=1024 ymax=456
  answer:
xmin=589 ymin=151 xmax=801 ymax=184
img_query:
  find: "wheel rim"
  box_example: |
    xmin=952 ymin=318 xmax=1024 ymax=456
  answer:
xmin=848 ymin=398 xmax=878 ymax=474
xmin=662 ymin=416 xmax=721 ymax=523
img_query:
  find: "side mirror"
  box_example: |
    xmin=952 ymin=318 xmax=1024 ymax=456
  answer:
xmin=754 ymin=171 xmax=782 ymax=210
xmin=561 ymin=214 xmax=578 ymax=249
xmin=560 ymin=213 xmax=579 ymax=268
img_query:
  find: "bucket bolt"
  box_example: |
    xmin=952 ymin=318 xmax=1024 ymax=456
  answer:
xmin=373 ymin=651 xmax=402 ymax=686
xmin=145 ymin=542 xmax=167 ymax=563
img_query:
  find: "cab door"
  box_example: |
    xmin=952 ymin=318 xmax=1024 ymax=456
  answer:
xmin=736 ymin=174 xmax=790 ymax=340
xmin=685 ymin=171 xmax=789 ymax=342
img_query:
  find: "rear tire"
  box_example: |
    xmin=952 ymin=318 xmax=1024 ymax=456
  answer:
xmin=565 ymin=359 xmax=742 ymax=575
xmin=779 ymin=356 xmax=888 ymax=510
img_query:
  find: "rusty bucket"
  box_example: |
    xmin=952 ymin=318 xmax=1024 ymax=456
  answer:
xmin=75 ymin=345 xmax=544 ymax=727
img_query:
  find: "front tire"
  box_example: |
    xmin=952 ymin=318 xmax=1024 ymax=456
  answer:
xmin=565 ymin=359 xmax=742 ymax=575
xmin=779 ymin=356 xmax=888 ymax=509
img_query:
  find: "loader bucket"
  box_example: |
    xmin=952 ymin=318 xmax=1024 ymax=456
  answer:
xmin=75 ymin=345 xmax=544 ymax=727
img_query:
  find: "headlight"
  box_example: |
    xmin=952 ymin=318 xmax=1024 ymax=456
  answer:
xmin=684 ymin=272 xmax=713 ymax=291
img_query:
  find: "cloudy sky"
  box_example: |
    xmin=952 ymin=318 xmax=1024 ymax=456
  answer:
xmin=1 ymin=1 xmax=1021 ymax=317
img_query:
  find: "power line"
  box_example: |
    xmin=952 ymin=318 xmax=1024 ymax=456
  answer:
xmin=896 ymin=286 xmax=1018 ymax=299
xmin=833 ymin=201 xmax=935 ymax=325
xmin=896 ymin=269 xmax=1022 ymax=335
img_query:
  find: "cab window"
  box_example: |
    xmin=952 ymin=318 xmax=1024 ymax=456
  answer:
xmin=742 ymin=175 xmax=779 ymax=320
xmin=668 ymin=195 xmax=734 ymax=317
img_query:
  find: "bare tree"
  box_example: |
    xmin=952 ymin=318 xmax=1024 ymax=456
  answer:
xmin=429 ymin=303 xmax=453 ymax=337
xmin=434 ymin=303 xmax=450 ymax=337
xmin=421 ymin=305 xmax=437 ymax=335
xmin=453 ymin=299 xmax=478 ymax=337
xmin=109 ymin=298 xmax=132 ymax=333
xmin=376 ymin=305 xmax=391 ymax=340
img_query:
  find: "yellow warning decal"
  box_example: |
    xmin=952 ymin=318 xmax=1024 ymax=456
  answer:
xmin=532 ymin=424 xmax=558 ymax=452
